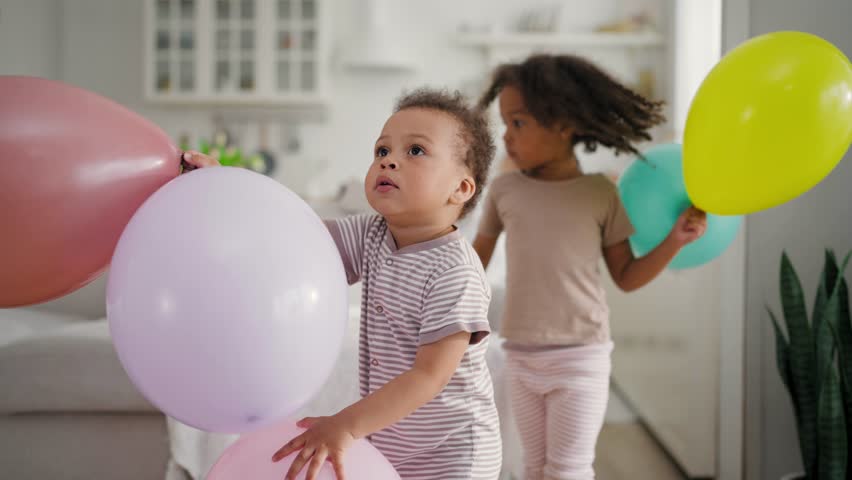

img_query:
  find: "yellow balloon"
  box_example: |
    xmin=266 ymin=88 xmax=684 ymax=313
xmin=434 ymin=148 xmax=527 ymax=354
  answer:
xmin=684 ymin=31 xmax=852 ymax=215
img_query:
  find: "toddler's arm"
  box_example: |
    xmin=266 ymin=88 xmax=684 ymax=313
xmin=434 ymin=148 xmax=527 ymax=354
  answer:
xmin=272 ymin=331 xmax=471 ymax=480
xmin=604 ymin=206 xmax=706 ymax=291
xmin=473 ymin=184 xmax=503 ymax=269
xmin=473 ymin=233 xmax=499 ymax=269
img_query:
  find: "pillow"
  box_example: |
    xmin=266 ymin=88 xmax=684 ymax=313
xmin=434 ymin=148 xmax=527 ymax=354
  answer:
xmin=0 ymin=320 xmax=156 ymax=414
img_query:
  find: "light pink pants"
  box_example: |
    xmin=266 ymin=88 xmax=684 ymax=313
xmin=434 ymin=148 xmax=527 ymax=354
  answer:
xmin=505 ymin=342 xmax=613 ymax=480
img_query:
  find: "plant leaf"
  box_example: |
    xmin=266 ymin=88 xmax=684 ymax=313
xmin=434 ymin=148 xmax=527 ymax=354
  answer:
xmin=831 ymin=253 xmax=852 ymax=405
xmin=815 ymin=251 xmax=840 ymax=395
xmin=839 ymin=251 xmax=852 ymax=284
xmin=818 ymin=364 xmax=847 ymax=480
xmin=831 ymin=251 xmax=852 ymax=477
xmin=828 ymin=320 xmax=852 ymax=480
xmin=833 ymin=280 xmax=852 ymax=389
xmin=814 ymin=250 xmax=839 ymax=328
xmin=770 ymin=306 xmax=796 ymax=402
xmin=781 ymin=252 xmax=818 ymax=478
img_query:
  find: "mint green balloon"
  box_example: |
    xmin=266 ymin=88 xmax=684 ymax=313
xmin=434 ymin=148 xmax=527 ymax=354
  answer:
xmin=618 ymin=143 xmax=743 ymax=270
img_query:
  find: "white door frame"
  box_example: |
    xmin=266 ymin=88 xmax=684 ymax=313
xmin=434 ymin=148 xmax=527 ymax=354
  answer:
xmin=718 ymin=1 xmax=751 ymax=479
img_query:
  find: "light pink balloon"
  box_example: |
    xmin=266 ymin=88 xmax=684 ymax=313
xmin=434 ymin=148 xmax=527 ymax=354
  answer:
xmin=107 ymin=167 xmax=348 ymax=433
xmin=207 ymin=420 xmax=401 ymax=479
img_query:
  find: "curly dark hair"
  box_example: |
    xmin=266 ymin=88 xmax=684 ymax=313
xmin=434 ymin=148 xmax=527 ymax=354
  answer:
xmin=478 ymin=54 xmax=665 ymax=157
xmin=395 ymin=88 xmax=495 ymax=218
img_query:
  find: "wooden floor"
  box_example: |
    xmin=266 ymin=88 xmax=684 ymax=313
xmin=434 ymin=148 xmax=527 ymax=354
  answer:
xmin=594 ymin=422 xmax=686 ymax=480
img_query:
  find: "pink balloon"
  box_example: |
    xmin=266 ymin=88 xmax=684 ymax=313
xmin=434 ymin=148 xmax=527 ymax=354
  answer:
xmin=207 ymin=420 xmax=401 ymax=479
xmin=107 ymin=167 xmax=348 ymax=433
xmin=0 ymin=76 xmax=180 ymax=307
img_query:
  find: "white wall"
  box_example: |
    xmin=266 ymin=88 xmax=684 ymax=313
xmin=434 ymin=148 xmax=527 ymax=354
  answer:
xmin=671 ymin=0 xmax=721 ymax=139
xmin=0 ymin=0 xmax=62 ymax=78
xmin=735 ymin=0 xmax=852 ymax=479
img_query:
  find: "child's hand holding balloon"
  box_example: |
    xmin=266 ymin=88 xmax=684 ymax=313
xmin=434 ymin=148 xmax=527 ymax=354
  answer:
xmin=272 ymin=415 xmax=354 ymax=480
xmin=669 ymin=206 xmax=707 ymax=246
xmin=180 ymin=150 xmax=220 ymax=172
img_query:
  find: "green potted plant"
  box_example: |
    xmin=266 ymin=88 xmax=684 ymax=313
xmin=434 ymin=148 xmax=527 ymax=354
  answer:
xmin=179 ymin=138 xmax=274 ymax=175
xmin=770 ymin=249 xmax=851 ymax=480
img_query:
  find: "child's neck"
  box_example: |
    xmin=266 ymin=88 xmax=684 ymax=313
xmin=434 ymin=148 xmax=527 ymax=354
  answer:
xmin=386 ymin=221 xmax=456 ymax=249
xmin=526 ymin=151 xmax=582 ymax=181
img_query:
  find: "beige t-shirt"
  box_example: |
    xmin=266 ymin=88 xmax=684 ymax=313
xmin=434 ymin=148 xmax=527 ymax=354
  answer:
xmin=478 ymin=171 xmax=634 ymax=346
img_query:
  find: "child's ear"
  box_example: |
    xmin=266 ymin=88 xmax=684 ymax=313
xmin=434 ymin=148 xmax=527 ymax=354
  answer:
xmin=450 ymin=176 xmax=476 ymax=206
xmin=559 ymin=124 xmax=575 ymax=140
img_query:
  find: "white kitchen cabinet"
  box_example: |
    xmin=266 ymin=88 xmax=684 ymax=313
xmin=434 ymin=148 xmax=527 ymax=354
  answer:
xmin=144 ymin=0 xmax=327 ymax=106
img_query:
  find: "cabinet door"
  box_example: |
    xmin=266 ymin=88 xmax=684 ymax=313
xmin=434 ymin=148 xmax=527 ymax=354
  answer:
xmin=212 ymin=0 xmax=258 ymax=94
xmin=150 ymin=0 xmax=199 ymax=95
xmin=274 ymin=0 xmax=320 ymax=95
xmin=145 ymin=0 xmax=326 ymax=105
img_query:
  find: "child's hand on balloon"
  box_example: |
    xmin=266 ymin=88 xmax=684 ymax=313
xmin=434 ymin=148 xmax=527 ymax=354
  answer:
xmin=272 ymin=415 xmax=354 ymax=480
xmin=180 ymin=150 xmax=220 ymax=172
xmin=670 ymin=206 xmax=707 ymax=246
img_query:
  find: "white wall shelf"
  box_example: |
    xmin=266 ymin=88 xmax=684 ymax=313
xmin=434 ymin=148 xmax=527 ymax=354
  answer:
xmin=456 ymin=31 xmax=664 ymax=49
xmin=458 ymin=30 xmax=668 ymax=132
xmin=455 ymin=31 xmax=666 ymax=90
xmin=143 ymin=93 xmax=328 ymax=106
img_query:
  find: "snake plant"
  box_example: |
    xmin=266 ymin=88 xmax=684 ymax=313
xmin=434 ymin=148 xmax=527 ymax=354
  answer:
xmin=770 ymin=249 xmax=852 ymax=480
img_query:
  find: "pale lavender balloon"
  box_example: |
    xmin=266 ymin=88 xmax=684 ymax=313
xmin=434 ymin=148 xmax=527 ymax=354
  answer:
xmin=107 ymin=167 xmax=348 ymax=433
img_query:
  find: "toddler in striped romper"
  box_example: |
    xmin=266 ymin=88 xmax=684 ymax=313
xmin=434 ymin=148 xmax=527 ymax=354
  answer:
xmin=183 ymin=88 xmax=502 ymax=480
xmin=268 ymin=89 xmax=503 ymax=479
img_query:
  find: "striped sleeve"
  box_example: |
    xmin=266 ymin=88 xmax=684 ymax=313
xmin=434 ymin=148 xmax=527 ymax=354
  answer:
xmin=324 ymin=214 xmax=375 ymax=285
xmin=419 ymin=265 xmax=491 ymax=346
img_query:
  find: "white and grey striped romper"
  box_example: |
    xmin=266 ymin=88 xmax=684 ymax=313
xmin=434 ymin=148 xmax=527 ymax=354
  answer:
xmin=326 ymin=214 xmax=502 ymax=480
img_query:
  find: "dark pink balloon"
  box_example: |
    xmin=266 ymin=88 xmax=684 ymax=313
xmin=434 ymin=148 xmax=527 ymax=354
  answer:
xmin=0 ymin=76 xmax=180 ymax=307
